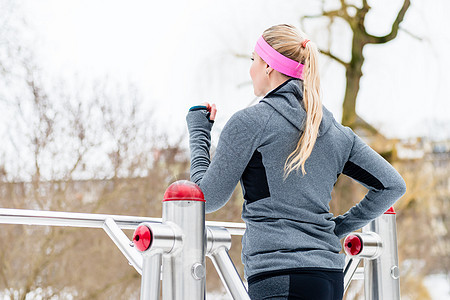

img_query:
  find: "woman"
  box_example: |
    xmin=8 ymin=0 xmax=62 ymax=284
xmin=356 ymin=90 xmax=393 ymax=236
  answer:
xmin=186 ymin=24 xmax=406 ymax=300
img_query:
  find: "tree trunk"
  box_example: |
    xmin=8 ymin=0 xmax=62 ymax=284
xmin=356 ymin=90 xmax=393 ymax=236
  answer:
xmin=342 ymin=65 xmax=362 ymax=128
xmin=342 ymin=30 xmax=365 ymax=129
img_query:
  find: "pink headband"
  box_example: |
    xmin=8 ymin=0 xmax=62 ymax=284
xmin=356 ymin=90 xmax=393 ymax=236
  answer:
xmin=255 ymin=36 xmax=304 ymax=80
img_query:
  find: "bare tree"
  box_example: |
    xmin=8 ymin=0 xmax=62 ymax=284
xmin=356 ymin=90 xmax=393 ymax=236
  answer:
xmin=0 ymin=6 xmax=193 ymax=294
xmin=0 ymin=47 xmax=190 ymax=298
xmin=302 ymin=0 xmax=411 ymax=136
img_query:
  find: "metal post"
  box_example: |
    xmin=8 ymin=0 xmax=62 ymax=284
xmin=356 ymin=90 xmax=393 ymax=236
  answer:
xmin=133 ymin=222 xmax=179 ymax=300
xmin=362 ymin=207 xmax=401 ymax=300
xmin=343 ymin=228 xmax=383 ymax=295
xmin=207 ymin=226 xmax=250 ymax=300
xmin=161 ymin=180 xmax=206 ymax=300
xmin=141 ymin=252 xmax=163 ymax=300
xmin=1 ymin=182 xmax=254 ymax=300
xmin=132 ymin=181 xmax=250 ymax=300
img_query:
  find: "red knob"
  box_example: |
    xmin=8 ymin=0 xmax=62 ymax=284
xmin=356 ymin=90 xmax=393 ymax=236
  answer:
xmin=133 ymin=225 xmax=152 ymax=252
xmin=344 ymin=235 xmax=363 ymax=256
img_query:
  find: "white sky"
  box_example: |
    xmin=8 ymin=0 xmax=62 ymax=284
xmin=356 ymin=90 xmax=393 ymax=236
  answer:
xmin=19 ymin=0 xmax=450 ymax=142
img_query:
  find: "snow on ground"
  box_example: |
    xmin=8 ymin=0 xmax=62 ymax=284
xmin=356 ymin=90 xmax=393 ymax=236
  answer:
xmin=424 ymin=274 xmax=450 ymax=300
xmin=1 ymin=274 xmax=448 ymax=299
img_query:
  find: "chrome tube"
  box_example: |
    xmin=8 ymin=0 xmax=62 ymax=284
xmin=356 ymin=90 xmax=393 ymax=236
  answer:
xmin=136 ymin=222 xmax=180 ymax=253
xmin=209 ymin=248 xmax=249 ymax=300
xmin=141 ymin=252 xmax=162 ymax=300
xmin=205 ymin=221 xmax=246 ymax=236
xmin=0 ymin=208 xmax=161 ymax=230
xmin=0 ymin=208 xmax=246 ymax=235
xmin=103 ymin=218 xmax=143 ymax=274
xmin=162 ymin=200 xmax=206 ymax=300
xmin=161 ymin=255 xmax=174 ymax=300
xmin=207 ymin=226 xmax=249 ymax=300
xmin=346 ymin=232 xmax=383 ymax=260
xmin=362 ymin=213 xmax=401 ymax=300
xmin=133 ymin=222 xmax=181 ymax=300
xmin=343 ymin=255 xmax=362 ymax=292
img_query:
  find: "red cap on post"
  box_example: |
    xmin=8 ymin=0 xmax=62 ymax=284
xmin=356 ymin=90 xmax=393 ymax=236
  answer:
xmin=163 ymin=180 xmax=205 ymax=202
xmin=344 ymin=235 xmax=363 ymax=256
xmin=384 ymin=207 xmax=396 ymax=214
xmin=133 ymin=225 xmax=152 ymax=252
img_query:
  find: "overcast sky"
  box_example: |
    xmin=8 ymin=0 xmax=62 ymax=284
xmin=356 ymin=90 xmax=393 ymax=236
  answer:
xmin=18 ymin=0 xmax=450 ymax=142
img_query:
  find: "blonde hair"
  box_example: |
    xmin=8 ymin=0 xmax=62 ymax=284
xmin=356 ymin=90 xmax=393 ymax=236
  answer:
xmin=262 ymin=24 xmax=323 ymax=177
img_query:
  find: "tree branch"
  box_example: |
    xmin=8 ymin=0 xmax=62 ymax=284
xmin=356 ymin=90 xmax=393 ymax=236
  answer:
xmin=319 ymin=49 xmax=349 ymax=67
xmin=339 ymin=0 xmax=351 ymax=19
xmin=365 ymin=0 xmax=411 ymax=44
xmin=303 ymin=7 xmax=351 ymax=23
xmin=232 ymin=52 xmax=250 ymax=60
xmin=400 ymin=26 xmax=423 ymax=41
xmin=362 ymin=0 xmax=369 ymax=10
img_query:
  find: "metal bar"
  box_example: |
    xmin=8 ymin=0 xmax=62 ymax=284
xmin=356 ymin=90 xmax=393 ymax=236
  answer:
xmin=343 ymin=255 xmax=362 ymax=292
xmin=363 ymin=213 xmax=401 ymax=300
xmin=162 ymin=199 xmax=206 ymax=300
xmin=0 ymin=208 xmax=246 ymax=235
xmin=209 ymin=247 xmax=250 ymax=300
xmin=141 ymin=252 xmax=162 ymax=300
xmin=102 ymin=218 xmax=143 ymax=275
xmin=0 ymin=208 xmax=161 ymax=230
xmin=205 ymin=221 xmax=246 ymax=236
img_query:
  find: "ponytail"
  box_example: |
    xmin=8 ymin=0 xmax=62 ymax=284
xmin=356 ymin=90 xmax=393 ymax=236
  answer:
xmin=261 ymin=24 xmax=322 ymax=177
xmin=283 ymin=39 xmax=322 ymax=177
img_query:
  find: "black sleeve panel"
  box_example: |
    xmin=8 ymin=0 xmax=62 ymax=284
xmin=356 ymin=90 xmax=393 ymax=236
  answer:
xmin=342 ymin=161 xmax=385 ymax=190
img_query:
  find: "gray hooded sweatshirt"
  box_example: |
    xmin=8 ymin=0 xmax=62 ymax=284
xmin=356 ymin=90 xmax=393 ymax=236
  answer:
xmin=186 ymin=78 xmax=406 ymax=281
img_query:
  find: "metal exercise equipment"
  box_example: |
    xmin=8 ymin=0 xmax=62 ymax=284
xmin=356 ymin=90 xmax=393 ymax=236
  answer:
xmin=343 ymin=207 xmax=401 ymax=300
xmin=0 ymin=180 xmax=401 ymax=299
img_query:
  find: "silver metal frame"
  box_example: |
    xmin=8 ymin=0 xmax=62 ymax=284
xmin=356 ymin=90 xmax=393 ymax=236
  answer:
xmin=0 ymin=208 xmax=246 ymax=235
xmin=0 ymin=204 xmax=400 ymax=300
xmin=362 ymin=213 xmax=401 ymax=299
xmin=343 ymin=211 xmax=401 ymax=300
xmin=160 ymin=199 xmax=206 ymax=300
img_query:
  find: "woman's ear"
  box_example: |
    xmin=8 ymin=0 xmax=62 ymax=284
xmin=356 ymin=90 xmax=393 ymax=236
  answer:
xmin=265 ymin=66 xmax=273 ymax=75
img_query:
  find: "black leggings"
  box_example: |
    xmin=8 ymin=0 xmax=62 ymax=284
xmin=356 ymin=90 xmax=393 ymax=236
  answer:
xmin=247 ymin=270 xmax=344 ymax=300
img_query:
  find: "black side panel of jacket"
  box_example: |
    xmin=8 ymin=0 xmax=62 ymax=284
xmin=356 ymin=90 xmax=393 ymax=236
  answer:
xmin=242 ymin=150 xmax=271 ymax=204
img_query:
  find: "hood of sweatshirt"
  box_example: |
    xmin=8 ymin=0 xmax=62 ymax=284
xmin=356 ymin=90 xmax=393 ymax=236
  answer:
xmin=260 ymin=78 xmax=333 ymax=137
